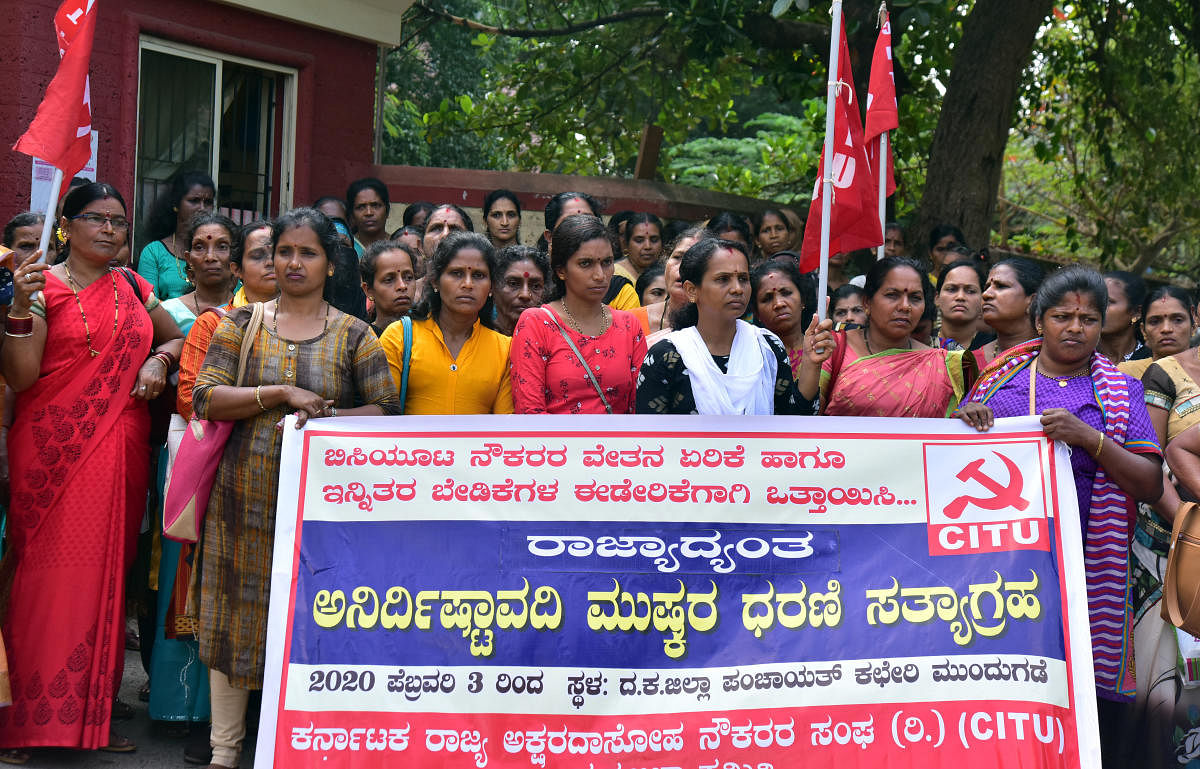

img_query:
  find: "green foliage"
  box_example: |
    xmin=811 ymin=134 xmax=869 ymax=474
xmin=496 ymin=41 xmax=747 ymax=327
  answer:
xmin=1004 ymin=2 xmax=1200 ymax=277
xmin=380 ymin=1 xmax=511 ymax=169
xmin=394 ymin=0 xmax=1198 ymax=279
xmin=665 ymin=108 xmax=824 ymax=204
xmin=423 ymin=2 xmax=761 ymax=175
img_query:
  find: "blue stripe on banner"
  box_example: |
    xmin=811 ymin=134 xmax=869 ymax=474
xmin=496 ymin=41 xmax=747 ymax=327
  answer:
xmin=288 ymin=520 xmax=1066 ymax=669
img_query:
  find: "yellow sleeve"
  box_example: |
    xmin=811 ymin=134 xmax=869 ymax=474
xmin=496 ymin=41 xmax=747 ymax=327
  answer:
xmin=608 ymin=282 xmax=641 ymax=311
xmin=378 ymin=320 xmax=407 ymax=397
xmin=492 ymin=332 xmax=514 ymax=414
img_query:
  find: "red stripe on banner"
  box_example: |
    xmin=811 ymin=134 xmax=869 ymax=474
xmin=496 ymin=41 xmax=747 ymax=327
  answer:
xmin=273 ymin=701 xmax=1080 ymax=768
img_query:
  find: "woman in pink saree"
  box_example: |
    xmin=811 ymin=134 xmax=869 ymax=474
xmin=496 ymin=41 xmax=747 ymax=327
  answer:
xmin=811 ymin=257 xmax=975 ymax=418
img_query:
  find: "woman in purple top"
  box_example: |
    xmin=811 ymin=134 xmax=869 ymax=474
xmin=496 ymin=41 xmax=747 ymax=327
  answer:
xmin=956 ymin=266 xmax=1161 ymax=764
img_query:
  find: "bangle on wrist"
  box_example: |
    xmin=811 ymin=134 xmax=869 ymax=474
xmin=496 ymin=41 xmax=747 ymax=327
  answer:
xmin=151 ymin=350 xmax=176 ymax=371
xmin=6 ymin=316 xmax=33 ymax=335
xmin=4 ymin=331 xmax=32 ymax=339
xmin=1093 ymin=432 xmax=1105 ymax=459
xmin=255 ymin=385 xmax=267 ymax=411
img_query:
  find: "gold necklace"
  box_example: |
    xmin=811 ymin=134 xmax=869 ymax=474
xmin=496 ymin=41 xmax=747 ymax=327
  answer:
xmin=273 ymin=298 xmax=329 ymax=339
xmin=169 ymin=233 xmax=194 ymax=289
xmin=560 ymin=300 xmax=609 ymax=336
xmin=63 ymin=262 xmax=119 ymax=358
xmin=191 ymin=286 xmax=234 ymax=317
xmin=1036 ymin=362 xmax=1090 ymax=388
xmin=864 ymin=327 xmax=911 ymax=355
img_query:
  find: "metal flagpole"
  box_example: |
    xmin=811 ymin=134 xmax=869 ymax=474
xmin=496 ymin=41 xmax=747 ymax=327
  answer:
xmin=36 ymin=167 xmax=63 ymax=264
xmin=816 ymin=0 xmax=843 ymax=320
xmin=876 ymin=133 xmax=887 ymax=261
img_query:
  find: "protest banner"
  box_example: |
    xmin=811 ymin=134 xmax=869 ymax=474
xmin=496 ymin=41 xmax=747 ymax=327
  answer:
xmin=256 ymin=415 xmax=1100 ymax=768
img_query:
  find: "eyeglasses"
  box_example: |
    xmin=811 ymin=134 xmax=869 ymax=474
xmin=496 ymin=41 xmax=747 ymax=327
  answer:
xmin=71 ymin=212 xmax=130 ymax=231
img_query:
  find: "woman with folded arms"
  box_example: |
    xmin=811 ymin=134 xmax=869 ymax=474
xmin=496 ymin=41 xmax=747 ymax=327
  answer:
xmin=0 ymin=182 xmax=183 ymax=759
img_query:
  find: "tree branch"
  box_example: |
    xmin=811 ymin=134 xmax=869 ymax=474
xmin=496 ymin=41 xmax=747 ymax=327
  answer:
xmin=741 ymin=13 xmax=829 ymax=51
xmin=409 ymin=2 xmax=667 ymax=39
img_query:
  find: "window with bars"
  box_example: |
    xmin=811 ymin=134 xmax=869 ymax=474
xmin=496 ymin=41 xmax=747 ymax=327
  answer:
xmin=135 ymin=39 xmax=296 ymax=253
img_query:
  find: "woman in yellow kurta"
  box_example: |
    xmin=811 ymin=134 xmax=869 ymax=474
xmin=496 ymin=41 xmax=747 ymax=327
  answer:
xmin=380 ymin=231 xmax=514 ymax=414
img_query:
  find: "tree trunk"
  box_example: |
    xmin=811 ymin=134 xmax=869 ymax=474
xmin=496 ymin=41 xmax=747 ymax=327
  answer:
xmin=913 ymin=0 xmax=1052 ymax=262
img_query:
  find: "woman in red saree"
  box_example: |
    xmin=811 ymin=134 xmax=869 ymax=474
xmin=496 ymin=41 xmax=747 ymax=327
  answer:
xmin=0 ymin=183 xmax=183 ymax=762
xmin=807 ymin=257 xmax=974 ymax=418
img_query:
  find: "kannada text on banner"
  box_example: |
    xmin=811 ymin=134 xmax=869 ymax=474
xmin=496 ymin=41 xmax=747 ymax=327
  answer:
xmin=256 ymin=415 xmax=1100 ymax=768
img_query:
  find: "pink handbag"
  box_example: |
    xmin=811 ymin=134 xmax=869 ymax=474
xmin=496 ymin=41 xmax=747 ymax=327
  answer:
xmin=163 ymin=302 xmax=264 ymax=543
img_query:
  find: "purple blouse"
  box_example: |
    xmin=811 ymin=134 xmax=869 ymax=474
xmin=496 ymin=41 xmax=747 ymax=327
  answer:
xmin=986 ymin=369 xmax=1160 ymax=531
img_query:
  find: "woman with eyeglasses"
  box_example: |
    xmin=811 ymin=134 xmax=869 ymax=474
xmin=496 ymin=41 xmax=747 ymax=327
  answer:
xmin=0 ymin=182 xmax=184 ymax=760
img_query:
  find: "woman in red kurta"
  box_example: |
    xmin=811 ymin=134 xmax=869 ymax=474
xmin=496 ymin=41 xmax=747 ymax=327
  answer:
xmin=511 ymin=214 xmax=646 ymax=414
xmin=0 ymin=183 xmax=183 ymax=760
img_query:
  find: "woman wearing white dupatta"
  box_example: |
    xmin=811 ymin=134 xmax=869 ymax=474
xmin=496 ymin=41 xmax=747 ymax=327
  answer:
xmin=637 ymin=238 xmax=813 ymax=416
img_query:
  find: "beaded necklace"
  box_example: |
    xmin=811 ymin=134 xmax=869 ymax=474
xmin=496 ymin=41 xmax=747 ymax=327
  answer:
xmin=63 ymin=262 xmax=119 ymax=358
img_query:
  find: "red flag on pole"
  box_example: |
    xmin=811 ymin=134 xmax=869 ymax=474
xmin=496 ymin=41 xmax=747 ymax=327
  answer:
xmin=13 ymin=0 xmax=97 ymax=180
xmin=799 ymin=17 xmax=882 ymax=273
xmin=864 ymin=11 xmax=898 ymax=196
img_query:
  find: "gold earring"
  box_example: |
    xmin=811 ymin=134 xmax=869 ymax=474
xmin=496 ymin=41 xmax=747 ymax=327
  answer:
xmin=56 ymin=226 xmax=67 ymax=242
xmin=327 ymin=269 xmax=334 ymax=277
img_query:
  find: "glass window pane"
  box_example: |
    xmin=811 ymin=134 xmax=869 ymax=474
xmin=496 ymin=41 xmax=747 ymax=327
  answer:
xmin=135 ymin=48 xmax=216 ymax=252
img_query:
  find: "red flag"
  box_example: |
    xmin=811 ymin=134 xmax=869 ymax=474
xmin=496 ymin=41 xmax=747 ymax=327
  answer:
xmin=799 ymin=14 xmax=882 ymax=273
xmin=13 ymin=0 xmax=97 ymax=180
xmin=864 ymin=12 xmax=898 ymax=196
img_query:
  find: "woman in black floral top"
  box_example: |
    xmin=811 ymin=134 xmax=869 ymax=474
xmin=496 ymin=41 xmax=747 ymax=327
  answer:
xmin=636 ymin=238 xmax=815 ymax=416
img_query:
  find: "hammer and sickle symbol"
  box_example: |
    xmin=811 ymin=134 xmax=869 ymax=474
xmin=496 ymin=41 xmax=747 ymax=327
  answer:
xmin=942 ymin=452 xmax=1030 ymax=520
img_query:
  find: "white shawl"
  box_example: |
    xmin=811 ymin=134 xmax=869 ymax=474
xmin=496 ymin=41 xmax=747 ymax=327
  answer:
xmin=668 ymin=320 xmax=778 ymax=415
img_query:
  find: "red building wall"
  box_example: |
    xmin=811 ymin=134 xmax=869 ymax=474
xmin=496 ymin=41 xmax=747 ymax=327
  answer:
xmin=0 ymin=0 xmax=379 ymax=227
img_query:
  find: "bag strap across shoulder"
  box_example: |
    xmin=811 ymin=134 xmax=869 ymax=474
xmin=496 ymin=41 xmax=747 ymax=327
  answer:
xmin=399 ymin=315 xmax=413 ymax=415
xmin=542 ymin=307 xmax=613 ymax=414
xmin=234 ymin=302 xmax=265 ymax=388
xmin=117 ymin=267 xmax=144 ymax=304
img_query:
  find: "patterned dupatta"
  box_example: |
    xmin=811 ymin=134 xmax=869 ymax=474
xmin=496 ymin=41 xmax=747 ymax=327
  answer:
xmin=967 ymin=338 xmax=1136 ymax=699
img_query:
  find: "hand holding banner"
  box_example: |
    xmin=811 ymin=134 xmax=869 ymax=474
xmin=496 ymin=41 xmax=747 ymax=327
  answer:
xmin=256 ymin=414 xmax=1102 ymax=768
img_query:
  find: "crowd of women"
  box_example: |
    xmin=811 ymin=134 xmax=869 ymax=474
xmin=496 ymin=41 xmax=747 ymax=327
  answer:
xmin=0 ymin=173 xmax=1194 ymax=767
